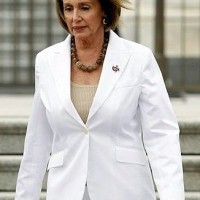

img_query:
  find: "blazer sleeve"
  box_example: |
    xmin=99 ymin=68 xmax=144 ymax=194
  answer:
xmin=15 ymin=53 xmax=54 ymax=200
xmin=138 ymin=49 xmax=185 ymax=200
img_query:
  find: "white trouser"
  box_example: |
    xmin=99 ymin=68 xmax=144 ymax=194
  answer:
xmin=82 ymin=186 xmax=90 ymax=200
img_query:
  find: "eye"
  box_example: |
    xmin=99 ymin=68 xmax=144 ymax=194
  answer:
xmin=81 ymin=5 xmax=90 ymax=11
xmin=64 ymin=6 xmax=73 ymax=12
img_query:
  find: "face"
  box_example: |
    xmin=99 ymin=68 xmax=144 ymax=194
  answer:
xmin=63 ymin=0 xmax=104 ymax=39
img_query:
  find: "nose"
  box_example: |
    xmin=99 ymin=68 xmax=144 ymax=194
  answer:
xmin=73 ymin=10 xmax=81 ymax=22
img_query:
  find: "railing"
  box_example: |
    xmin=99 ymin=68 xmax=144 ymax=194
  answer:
xmin=0 ymin=0 xmax=200 ymax=92
xmin=165 ymin=0 xmax=200 ymax=92
xmin=0 ymin=0 xmax=66 ymax=88
xmin=121 ymin=0 xmax=200 ymax=93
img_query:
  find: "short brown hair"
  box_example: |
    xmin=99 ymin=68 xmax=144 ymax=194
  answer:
xmin=55 ymin=0 xmax=130 ymax=32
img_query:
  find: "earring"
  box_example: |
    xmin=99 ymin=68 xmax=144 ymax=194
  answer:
xmin=103 ymin=16 xmax=108 ymax=25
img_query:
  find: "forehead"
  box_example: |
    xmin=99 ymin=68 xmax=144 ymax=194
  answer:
xmin=63 ymin=0 xmax=97 ymax=4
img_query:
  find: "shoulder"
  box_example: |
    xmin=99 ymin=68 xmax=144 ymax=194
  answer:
xmin=34 ymin=36 xmax=70 ymax=72
xmin=118 ymin=38 xmax=154 ymax=66
xmin=121 ymin=37 xmax=152 ymax=56
xmin=110 ymin=31 xmax=152 ymax=56
xmin=36 ymin=34 xmax=71 ymax=60
xmin=121 ymin=38 xmax=158 ymax=73
xmin=36 ymin=40 xmax=66 ymax=59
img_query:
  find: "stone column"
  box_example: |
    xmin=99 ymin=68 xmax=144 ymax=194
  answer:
xmin=155 ymin=0 xmax=167 ymax=81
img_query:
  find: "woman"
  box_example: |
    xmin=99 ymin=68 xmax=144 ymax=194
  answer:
xmin=15 ymin=0 xmax=185 ymax=199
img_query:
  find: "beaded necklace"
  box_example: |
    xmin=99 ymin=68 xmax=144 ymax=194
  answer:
xmin=71 ymin=33 xmax=109 ymax=72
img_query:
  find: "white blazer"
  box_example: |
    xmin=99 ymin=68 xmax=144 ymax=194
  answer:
xmin=15 ymin=31 xmax=184 ymax=200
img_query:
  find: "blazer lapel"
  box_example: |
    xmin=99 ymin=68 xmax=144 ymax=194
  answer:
xmin=87 ymin=31 xmax=132 ymax=122
xmin=50 ymin=31 xmax=132 ymax=125
xmin=50 ymin=35 xmax=85 ymax=126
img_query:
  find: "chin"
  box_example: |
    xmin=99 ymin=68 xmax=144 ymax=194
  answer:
xmin=73 ymin=32 xmax=91 ymax=40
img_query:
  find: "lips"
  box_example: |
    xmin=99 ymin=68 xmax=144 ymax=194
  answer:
xmin=73 ymin=26 xmax=86 ymax=31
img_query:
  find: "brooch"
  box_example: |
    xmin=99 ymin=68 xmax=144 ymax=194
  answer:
xmin=112 ymin=65 xmax=120 ymax=72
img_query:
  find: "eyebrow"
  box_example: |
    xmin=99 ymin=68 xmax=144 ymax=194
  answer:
xmin=63 ymin=1 xmax=93 ymax=6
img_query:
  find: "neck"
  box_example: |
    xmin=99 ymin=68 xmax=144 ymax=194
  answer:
xmin=74 ymin=31 xmax=105 ymax=51
xmin=71 ymin=32 xmax=109 ymax=72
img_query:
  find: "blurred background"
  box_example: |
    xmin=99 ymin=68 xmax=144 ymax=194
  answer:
xmin=0 ymin=0 xmax=199 ymax=199
xmin=0 ymin=0 xmax=199 ymax=93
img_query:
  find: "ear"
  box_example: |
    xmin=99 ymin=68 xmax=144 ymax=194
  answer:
xmin=103 ymin=12 xmax=108 ymax=19
xmin=102 ymin=9 xmax=106 ymax=17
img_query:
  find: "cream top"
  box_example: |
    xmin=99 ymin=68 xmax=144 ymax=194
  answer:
xmin=71 ymin=82 xmax=98 ymax=123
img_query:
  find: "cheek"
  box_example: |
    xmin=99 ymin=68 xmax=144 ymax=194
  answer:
xmin=88 ymin=15 xmax=103 ymax=28
xmin=64 ymin=17 xmax=72 ymax=29
xmin=64 ymin=15 xmax=71 ymax=24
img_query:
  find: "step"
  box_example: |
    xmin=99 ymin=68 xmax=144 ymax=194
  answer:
xmin=0 ymin=156 xmax=47 ymax=192
xmin=0 ymin=192 xmax=199 ymax=200
xmin=0 ymin=155 xmax=199 ymax=192
xmin=0 ymin=119 xmax=200 ymax=155
xmin=179 ymin=122 xmax=200 ymax=154
xmin=0 ymin=118 xmax=27 ymax=155
xmin=182 ymin=155 xmax=200 ymax=191
xmin=0 ymin=192 xmax=46 ymax=200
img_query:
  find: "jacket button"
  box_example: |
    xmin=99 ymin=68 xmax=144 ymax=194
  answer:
xmin=84 ymin=127 xmax=89 ymax=134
